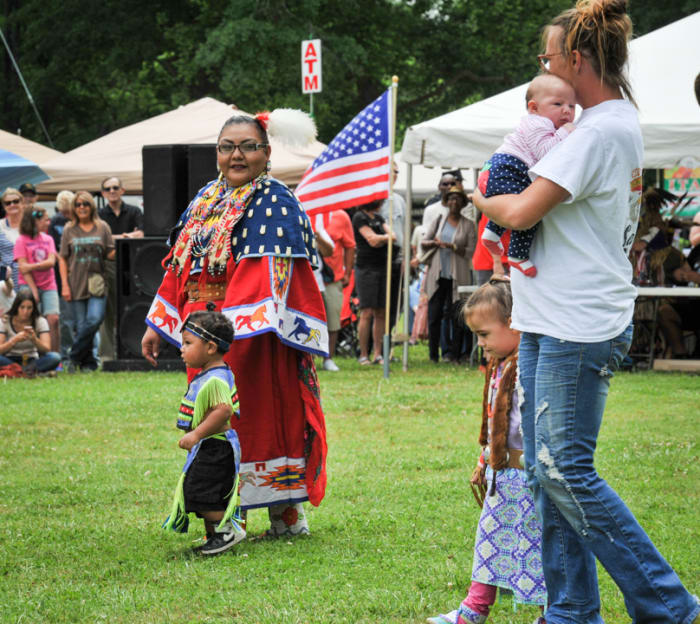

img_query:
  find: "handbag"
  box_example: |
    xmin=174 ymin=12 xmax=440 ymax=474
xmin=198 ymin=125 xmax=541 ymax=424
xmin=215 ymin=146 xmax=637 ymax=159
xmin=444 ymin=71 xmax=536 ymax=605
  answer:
xmin=417 ymin=214 xmax=444 ymax=265
xmin=87 ymin=273 xmax=106 ymax=297
xmin=417 ymin=246 xmax=438 ymax=265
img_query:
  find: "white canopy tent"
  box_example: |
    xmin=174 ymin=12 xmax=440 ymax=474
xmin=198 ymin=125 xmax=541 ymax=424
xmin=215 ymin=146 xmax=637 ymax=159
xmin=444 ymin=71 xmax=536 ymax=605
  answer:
xmin=37 ymin=97 xmax=325 ymax=193
xmin=392 ymin=150 xmax=461 ymax=204
xmin=401 ymin=12 xmax=700 ymax=170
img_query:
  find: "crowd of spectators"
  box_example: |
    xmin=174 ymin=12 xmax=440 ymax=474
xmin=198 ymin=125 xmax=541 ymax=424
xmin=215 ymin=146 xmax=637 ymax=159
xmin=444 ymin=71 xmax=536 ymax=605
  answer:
xmin=315 ymin=170 xmax=700 ymax=369
xmin=2 ymin=169 xmax=698 ymax=377
xmin=0 ymin=178 xmax=143 ymax=376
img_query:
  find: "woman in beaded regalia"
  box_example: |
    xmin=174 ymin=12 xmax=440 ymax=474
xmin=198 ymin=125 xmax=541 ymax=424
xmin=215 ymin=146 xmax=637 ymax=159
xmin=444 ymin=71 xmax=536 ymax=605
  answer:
xmin=141 ymin=111 xmax=328 ymax=538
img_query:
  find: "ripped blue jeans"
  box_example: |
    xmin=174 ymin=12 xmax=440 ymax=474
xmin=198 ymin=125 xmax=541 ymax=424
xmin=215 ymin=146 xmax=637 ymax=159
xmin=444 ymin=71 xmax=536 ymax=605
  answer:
xmin=519 ymin=326 xmax=699 ymax=624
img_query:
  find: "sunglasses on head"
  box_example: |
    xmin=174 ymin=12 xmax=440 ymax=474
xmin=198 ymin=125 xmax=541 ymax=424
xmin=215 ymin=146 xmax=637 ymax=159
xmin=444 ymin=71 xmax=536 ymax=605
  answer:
xmin=102 ymin=185 xmax=120 ymax=192
xmin=3 ymin=198 xmax=21 ymax=206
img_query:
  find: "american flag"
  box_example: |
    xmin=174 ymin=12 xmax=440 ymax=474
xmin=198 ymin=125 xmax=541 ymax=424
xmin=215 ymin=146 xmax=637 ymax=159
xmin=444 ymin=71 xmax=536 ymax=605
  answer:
xmin=296 ymin=88 xmax=392 ymax=217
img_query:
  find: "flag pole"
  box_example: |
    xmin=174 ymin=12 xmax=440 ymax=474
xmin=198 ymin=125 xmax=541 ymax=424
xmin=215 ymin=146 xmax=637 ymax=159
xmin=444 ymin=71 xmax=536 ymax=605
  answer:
xmin=383 ymin=76 xmax=399 ymax=379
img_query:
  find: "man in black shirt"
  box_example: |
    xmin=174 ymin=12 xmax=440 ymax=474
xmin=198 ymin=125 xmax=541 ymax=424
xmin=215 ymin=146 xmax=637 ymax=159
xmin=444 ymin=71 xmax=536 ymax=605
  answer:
xmin=97 ymin=177 xmax=144 ymax=360
xmin=98 ymin=177 xmax=144 ymax=239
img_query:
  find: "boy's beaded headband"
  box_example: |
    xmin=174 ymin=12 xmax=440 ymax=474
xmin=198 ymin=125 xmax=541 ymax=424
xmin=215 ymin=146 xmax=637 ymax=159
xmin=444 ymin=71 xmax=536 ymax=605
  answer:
xmin=182 ymin=316 xmax=231 ymax=352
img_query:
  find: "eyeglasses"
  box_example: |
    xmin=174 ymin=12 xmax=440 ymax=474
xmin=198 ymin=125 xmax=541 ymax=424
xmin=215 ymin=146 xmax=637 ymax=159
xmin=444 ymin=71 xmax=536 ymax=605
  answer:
xmin=217 ymin=141 xmax=268 ymax=154
xmin=3 ymin=198 xmax=21 ymax=206
xmin=538 ymin=52 xmax=563 ymax=72
xmin=102 ymin=185 xmax=120 ymax=192
xmin=74 ymin=201 xmax=91 ymax=208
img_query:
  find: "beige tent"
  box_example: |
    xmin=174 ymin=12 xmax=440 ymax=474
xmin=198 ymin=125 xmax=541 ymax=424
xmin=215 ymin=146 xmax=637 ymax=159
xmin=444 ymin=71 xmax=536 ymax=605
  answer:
xmin=37 ymin=97 xmax=324 ymax=193
xmin=0 ymin=129 xmax=62 ymax=164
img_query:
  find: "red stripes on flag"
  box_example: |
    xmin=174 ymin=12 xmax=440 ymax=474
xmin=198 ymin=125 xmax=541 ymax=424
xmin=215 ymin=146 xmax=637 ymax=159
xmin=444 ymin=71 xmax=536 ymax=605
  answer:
xmin=305 ymin=190 xmax=389 ymax=215
xmin=297 ymin=172 xmax=388 ymax=203
xmin=296 ymin=149 xmax=391 ymax=216
xmin=303 ymin=155 xmax=389 ymax=185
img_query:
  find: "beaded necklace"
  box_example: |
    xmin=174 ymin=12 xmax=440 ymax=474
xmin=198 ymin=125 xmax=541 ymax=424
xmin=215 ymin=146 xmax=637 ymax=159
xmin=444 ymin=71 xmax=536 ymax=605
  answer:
xmin=169 ymin=171 xmax=266 ymax=276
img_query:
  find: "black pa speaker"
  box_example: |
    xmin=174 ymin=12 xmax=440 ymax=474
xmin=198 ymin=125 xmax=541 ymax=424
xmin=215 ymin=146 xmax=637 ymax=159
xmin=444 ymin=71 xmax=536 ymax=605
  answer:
xmin=142 ymin=144 xmax=189 ymax=236
xmin=115 ymin=237 xmax=181 ymax=361
xmin=187 ymin=144 xmax=217 ymax=200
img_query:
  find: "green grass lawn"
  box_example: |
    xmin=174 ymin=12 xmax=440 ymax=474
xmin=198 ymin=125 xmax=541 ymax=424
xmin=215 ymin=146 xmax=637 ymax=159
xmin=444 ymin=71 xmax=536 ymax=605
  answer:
xmin=1 ymin=346 xmax=698 ymax=623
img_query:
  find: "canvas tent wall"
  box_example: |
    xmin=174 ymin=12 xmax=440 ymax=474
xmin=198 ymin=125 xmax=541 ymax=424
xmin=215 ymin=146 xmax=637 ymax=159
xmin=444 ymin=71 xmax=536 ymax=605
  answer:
xmin=36 ymin=98 xmax=325 ymax=193
xmin=401 ymin=12 xmax=700 ymax=170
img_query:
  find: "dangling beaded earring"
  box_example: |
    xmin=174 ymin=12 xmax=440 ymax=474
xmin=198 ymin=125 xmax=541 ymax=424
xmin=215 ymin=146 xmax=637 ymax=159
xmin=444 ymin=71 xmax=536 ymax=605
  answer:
xmin=265 ymin=160 xmax=272 ymax=174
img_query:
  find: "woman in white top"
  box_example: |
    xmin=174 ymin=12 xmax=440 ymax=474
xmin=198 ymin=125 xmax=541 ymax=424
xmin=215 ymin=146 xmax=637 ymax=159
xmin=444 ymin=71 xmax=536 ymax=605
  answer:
xmin=1 ymin=188 xmax=23 ymax=286
xmin=473 ymin=1 xmax=699 ymax=622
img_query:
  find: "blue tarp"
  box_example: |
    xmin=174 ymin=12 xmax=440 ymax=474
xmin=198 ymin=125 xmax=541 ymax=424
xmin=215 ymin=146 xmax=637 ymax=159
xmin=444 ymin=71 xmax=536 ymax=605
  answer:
xmin=0 ymin=148 xmax=49 ymax=190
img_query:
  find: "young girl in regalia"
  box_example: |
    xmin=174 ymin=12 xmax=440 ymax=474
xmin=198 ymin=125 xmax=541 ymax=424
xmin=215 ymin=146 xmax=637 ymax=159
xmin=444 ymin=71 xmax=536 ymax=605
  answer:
xmin=429 ymin=278 xmax=546 ymax=624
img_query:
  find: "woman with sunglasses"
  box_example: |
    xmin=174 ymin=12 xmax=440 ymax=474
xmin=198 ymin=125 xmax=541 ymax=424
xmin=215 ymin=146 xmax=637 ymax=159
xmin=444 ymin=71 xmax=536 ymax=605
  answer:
xmin=58 ymin=191 xmax=115 ymax=372
xmin=1 ymin=188 xmax=26 ymax=293
xmin=1 ymin=188 xmax=24 ymax=245
xmin=474 ymin=1 xmax=699 ymax=622
xmin=141 ymin=112 xmax=328 ymax=540
xmin=0 ymin=203 xmax=19 ymax=294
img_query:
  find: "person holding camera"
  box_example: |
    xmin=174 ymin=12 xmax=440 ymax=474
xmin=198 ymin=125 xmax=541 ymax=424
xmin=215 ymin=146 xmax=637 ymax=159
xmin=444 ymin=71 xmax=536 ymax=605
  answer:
xmin=0 ymin=290 xmax=60 ymax=374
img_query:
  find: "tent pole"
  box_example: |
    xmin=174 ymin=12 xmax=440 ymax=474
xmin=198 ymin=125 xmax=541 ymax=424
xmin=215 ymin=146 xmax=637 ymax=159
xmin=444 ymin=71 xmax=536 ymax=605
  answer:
xmin=383 ymin=76 xmax=399 ymax=379
xmin=402 ymin=163 xmax=413 ymax=371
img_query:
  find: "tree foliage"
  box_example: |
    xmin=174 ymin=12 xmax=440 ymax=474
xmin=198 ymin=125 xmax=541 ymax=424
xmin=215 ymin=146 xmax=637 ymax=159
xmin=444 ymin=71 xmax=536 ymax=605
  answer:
xmin=0 ymin=0 xmax=694 ymax=152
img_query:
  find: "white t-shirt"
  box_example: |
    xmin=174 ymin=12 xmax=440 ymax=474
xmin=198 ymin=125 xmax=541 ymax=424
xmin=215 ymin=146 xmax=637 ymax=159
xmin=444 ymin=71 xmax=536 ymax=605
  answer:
xmin=0 ymin=219 xmax=19 ymax=244
xmin=410 ymin=224 xmax=427 ymax=259
xmin=422 ymin=200 xmax=447 ymax=229
xmin=511 ymin=99 xmax=643 ymax=342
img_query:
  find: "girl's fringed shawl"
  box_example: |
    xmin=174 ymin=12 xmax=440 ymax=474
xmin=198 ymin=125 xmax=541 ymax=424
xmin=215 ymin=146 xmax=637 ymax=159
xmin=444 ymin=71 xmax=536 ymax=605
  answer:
xmin=479 ymin=350 xmax=519 ymax=471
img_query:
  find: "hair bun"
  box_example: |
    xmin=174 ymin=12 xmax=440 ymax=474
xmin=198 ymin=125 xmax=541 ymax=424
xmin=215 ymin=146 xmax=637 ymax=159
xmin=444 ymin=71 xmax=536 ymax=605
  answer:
xmin=206 ymin=301 xmax=216 ymax=312
xmin=577 ymin=0 xmax=627 ymax=20
xmin=605 ymin=0 xmax=628 ymax=17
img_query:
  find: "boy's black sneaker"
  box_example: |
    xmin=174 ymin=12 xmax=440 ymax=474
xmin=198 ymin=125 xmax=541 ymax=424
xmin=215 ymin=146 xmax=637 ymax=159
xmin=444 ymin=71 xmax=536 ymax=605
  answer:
xmin=199 ymin=524 xmax=246 ymax=556
xmin=192 ymin=533 xmax=213 ymax=552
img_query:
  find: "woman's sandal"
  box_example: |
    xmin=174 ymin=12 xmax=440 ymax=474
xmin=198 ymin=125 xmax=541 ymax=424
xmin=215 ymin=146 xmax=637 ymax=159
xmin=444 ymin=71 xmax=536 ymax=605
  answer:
xmin=372 ymin=355 xmax=383 ymax=365
xmin=358 ymin=356 xmax=371 ymax=366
